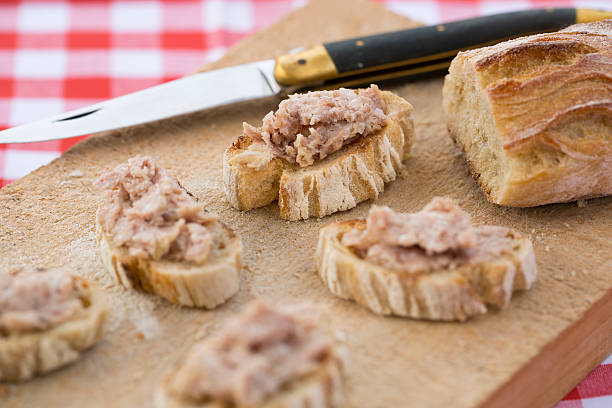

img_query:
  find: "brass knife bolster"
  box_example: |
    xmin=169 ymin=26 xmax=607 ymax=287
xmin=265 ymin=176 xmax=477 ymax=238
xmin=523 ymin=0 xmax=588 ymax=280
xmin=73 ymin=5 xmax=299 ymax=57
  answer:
xmin=274 ymin=45 xmax=339 ymax=86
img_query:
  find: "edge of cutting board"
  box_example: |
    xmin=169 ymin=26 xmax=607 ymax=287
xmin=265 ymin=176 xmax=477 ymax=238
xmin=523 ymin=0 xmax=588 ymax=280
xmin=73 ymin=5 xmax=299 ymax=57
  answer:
xmin=482 ymin=287 xmax=612 ymax=407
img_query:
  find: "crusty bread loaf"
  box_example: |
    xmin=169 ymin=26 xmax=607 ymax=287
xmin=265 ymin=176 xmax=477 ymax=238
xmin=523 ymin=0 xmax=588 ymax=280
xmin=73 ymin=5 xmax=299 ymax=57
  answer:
xmin=97 ymin=219 xmax=241 ymax=309
xmin=0 ymin=278 xmax=107 ymax=381
xmin=223 ymin=91 xmax=414 ymax=220
xmin=315 ymin=219 xmax=537 ymax=321
xmin=155 ymin=351 xmax=346 ymax=408
xmin=443 ymin=20 xmax=612 ymax=207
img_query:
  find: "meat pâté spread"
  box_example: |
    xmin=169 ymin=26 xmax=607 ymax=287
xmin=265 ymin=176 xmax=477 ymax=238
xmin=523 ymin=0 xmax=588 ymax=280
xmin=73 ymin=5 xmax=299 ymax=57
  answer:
xmin=243 ymin=84 xmax=388 ymax=167
xmin=342 ymin=197 xmax=517 ymax=274
xmin=166 ymin=301 xmax=334 ymax=406
xmin=96 ymin=156 xmax=219 ymax=264
xmin=0 ymin=267 xmax=87 ymax=335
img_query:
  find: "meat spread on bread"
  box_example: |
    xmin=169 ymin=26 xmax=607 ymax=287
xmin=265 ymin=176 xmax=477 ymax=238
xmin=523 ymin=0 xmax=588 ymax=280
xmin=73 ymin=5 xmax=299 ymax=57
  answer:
xmin=243 ymin=85 xmax=388 ymax=167
xmin=95 ymin=156 xmax=242 ymax=308
xmin=224 ymin=85 xmax=415 ymax=220
xmin=0 ymin=267 xmax=107 ymax=381
xmin=156 ymin=300 xmax=346 ymax=408
xmin=316 ymin=198 xmax=537 ymax=321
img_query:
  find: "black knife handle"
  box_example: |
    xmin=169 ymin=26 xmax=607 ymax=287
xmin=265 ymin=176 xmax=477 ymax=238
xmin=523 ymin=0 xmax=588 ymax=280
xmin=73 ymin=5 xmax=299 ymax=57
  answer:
xmin=324 ymin=8 xmax=576 ymax=75
xmin=273 ymin=8 xmax=612 ymax=87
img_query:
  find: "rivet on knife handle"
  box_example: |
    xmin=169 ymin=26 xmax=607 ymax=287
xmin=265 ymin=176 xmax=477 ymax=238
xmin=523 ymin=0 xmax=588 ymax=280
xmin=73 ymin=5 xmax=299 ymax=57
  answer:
xmin=274 ymin=45 xmax=339 ymax=86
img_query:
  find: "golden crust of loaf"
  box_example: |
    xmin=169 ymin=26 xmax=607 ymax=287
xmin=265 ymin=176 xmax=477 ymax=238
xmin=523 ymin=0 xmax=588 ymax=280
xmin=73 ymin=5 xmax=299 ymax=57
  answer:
xmin=315 ymin=219 xmax=537 ymax=321
xmin=0 ymin=278 xmax=107 ymax=381
xmin=154 ymin=334 xmax=347 ymax=408
xmin=443 ymin=20 xmax=612 ymax=206
xmin=96 ymin=219 xmax=242 ymax=309
xmin=223 ymin=91 xmax=414 ymax=220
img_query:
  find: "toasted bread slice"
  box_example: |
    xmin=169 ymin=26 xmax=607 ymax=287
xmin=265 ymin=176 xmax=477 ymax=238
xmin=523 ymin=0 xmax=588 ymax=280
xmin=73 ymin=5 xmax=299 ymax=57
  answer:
xmin=315 ymin=219 xmax=537 ymax=321
xmin=154 ymin=351 xmax=346 ymax=408
xmin=154 ymin=301 xmax=347 ymax=408
xmin=97 ymin=219 xmax=242 ymax=309
xmin=0 ymin=278 xmax=107 ymax=381
xmin=223 ymin=91 xmax=414 ymax=221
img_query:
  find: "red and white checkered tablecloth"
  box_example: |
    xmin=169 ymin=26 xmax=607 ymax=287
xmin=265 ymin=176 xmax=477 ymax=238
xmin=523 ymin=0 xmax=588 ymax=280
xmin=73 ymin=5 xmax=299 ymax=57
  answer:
xmin=0 ymin=1 xmax=610 ymax=406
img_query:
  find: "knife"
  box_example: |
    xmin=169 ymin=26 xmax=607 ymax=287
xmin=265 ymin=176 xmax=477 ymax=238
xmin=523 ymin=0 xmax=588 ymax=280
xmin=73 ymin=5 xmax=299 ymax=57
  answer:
xmin=1 ymin=7 xmax=610 ymax=144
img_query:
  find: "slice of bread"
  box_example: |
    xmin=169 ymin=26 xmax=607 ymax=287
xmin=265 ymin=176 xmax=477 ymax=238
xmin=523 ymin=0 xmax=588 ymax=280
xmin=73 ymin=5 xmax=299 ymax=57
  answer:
xmin=315 ymin=219 xmax=537 ymax=321
xmin=223 ymin=91 xmax=414 ymax=221
xmin=154 ymin=351 xmax=346 ymax=408
xmin=0 ymin=277 xmax=107 ymax=381
xmin=97 ymin=219 xmax=242 ymax=309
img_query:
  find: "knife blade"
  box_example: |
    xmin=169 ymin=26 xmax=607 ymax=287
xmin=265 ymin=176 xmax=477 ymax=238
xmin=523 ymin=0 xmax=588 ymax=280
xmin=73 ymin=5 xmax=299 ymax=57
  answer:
xmin=0 ymin=60 xmax=280 ymax=144
xmin=1 ymin=7 xmax=610 ymax=144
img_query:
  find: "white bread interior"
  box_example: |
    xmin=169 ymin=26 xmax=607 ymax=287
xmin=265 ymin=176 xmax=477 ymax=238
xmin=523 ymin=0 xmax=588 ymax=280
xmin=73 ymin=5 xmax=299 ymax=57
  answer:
xmin=443 ymin=21 xmax=612 ymax=206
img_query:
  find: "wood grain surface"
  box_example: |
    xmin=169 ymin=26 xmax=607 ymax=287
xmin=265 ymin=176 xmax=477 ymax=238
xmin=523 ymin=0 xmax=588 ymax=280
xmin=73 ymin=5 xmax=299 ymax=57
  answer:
xmin=1 ymin=1 xmax=611 ymax=407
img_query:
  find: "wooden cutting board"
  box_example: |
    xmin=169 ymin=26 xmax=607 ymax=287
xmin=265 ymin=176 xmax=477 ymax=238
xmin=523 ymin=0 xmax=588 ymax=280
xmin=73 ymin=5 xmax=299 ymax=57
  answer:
xmin=1 ymin=1 xmax=611 ymax=407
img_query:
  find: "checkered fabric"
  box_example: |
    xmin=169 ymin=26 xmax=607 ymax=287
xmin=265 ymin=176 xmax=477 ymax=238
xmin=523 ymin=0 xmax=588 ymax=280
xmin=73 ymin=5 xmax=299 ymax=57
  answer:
xmin=0 ymin=1 xmax=610 ymax=406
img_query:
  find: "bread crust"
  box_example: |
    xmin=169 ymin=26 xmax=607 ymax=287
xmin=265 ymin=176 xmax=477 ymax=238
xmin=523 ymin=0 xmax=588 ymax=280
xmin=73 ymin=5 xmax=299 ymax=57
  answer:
xmin=154 ymin=340 xmax=347 ymax=408
xmin=443 ymin=20 xmax=612 ymax=207
xmin=0 ymin=279 xmax=107 ymax=381
xmin=315 ymin=219 xmax=537 ymax=321
xmin=223 ymin=91 xmax=414 ymax=220
xmin=96 ymin=219 xmax=242 ymax=309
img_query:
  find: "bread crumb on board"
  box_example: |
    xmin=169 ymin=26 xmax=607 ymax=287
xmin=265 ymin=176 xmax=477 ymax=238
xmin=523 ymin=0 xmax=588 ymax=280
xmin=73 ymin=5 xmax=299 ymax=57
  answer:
xmin=70 ymin=170 xmax=84 ymax=178
xmin=129 ymin=309 xmax=161 ymax=340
